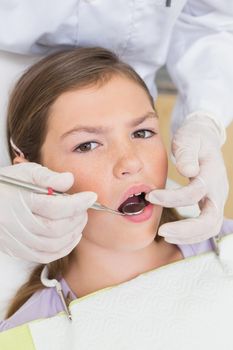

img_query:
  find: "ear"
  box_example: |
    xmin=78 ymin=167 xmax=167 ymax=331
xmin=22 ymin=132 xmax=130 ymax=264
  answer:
xmin=13 ymin=156 xmax=29 ymax=165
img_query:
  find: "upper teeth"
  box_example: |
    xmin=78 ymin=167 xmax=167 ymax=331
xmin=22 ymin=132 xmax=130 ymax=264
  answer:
xmin=129 ymin=192 xmax=142 ymax=198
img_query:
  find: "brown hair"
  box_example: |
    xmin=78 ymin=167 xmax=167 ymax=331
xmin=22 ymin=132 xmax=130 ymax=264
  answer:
xmin=6 ymin=47 xmax=182 ymax=318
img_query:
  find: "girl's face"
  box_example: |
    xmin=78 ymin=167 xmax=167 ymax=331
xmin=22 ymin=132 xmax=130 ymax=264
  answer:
xmin=41 ymin=75 xmax=168 ymax=252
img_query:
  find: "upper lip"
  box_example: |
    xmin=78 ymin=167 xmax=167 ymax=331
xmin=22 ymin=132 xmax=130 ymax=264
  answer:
xmin=117 ymin=184 xmax=154 ymax=210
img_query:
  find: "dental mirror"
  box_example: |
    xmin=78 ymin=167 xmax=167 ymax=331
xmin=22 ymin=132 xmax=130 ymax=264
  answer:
xmin=121 ymin=202 xmax=146 ymax=216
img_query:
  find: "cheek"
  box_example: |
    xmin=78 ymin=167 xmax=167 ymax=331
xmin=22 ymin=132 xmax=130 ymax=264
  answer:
xmin=159 ymin=148 xmax=168 ymax=184
xmin=40 ymin=144 xmax=109 ymax=200
xmin=60 ymin=157 xmax=109 ymax=199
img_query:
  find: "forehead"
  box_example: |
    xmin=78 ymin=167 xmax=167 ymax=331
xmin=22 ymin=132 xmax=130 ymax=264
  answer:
xmin=48 ymin=75 xmax=154 ymax=130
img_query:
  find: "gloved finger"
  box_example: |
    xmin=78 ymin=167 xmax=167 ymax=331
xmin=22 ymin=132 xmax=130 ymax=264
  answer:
xmin=29 ymin=191 xmax=98 ymax=219
xmin=0 ymin=162 xmax=75 ymax=192
xmin=4 ymin=230 xmax=83 ymax=264
xmin=158 ymin=200 xmax=223 ymax=244
xmin=33 ymin=222 xmax=85 ymax=263
xmin=34 ymin=234 xmax=83 ymax=263
xmin=160 ymin=222 xmax=219 ymax=245
xmin=37 ymin=232 xmax=84 ymax=263
xmin=0 ymin=220 xmax=50 ymax=262
xmin=35 ymin=211 xmax=88 ymax=238
xmin=22 ymin=212 xmax=87 ymax=253
xmin=31 ymin=228 xmax=82 ymax=254
xmin=30 ymin=164 xmax=74 ymax=192
xmin=172 ymin=133 xmax=200 ymax=178
xmin=4 ymin=197 xmax=85 ymax=246
xmin=0 ymin=235 xmax=37 ymax=262
xmin=145 ymin=178 xmax=206 ymax=207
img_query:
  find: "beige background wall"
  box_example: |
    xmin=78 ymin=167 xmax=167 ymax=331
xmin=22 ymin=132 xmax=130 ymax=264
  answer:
xmin=156 ymin=94 xmax=233 ymax=218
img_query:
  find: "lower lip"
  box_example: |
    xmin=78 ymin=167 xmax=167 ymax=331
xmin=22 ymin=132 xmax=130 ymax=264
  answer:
xmin=122 ymin=203 xmax=154 ymax=223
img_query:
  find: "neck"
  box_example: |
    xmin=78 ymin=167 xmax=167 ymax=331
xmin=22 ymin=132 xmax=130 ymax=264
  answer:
xmin=64 ymin=237 xmax=182 ymax=298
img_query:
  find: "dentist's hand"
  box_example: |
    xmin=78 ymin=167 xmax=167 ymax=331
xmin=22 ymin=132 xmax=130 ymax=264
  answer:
xmin=0 ymin=163 xmax=97 ymax=263
xmin=146 ymin=114 xmax=229 ymax=244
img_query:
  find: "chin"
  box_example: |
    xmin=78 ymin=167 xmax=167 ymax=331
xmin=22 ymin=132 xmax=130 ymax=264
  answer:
xmin=118 ymin=234 xmax=158 ymax=252
xmin=83 ymin=208 xmax=161 ymax=250
xmin=113 ymin=223 xmax=159 ymax=252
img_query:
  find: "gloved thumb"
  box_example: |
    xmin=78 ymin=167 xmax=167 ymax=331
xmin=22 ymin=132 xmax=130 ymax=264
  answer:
xmin=73 ymin=191 xmax=98 ymax=212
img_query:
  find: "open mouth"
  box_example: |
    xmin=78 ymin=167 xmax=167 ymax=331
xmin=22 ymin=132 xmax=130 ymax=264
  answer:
xmin=118 ymin=192 xmax=150 ymax=214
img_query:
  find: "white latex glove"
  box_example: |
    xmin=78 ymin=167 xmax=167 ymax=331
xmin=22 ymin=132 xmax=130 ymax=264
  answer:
xmin=146 ymin=113 xmax=229 ymax=244
xmin=0 ymin=163 xmax=97 ymax=263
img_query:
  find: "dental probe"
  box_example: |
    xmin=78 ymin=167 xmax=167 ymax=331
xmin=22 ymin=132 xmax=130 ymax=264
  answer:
xmin=0 ymin=174 xmax=145 ymax=216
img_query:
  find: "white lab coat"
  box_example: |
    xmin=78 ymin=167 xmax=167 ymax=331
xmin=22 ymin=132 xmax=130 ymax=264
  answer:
xmin=0 ymin=1 xmax=233 ymax=149
xmin=0 ymin=0 xmax=233 ymax=319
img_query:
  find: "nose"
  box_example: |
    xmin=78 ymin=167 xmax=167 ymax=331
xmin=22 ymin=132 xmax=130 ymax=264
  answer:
xmin=112 ymin=144 xmax=143 ymax=179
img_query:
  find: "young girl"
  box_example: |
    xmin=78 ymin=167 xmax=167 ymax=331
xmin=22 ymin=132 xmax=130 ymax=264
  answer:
xmin=0 ymin=47 xmax=220 ymax=331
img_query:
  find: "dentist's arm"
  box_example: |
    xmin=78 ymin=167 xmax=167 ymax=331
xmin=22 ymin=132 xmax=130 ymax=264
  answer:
xmin=148 ymin=1 xmax=232 ymax=243
xmin=0 ymin=163 xmax=97 ymax=263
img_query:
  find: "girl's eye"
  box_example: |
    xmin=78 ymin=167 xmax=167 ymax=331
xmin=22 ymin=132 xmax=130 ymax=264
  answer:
xmin=132 ymin=129 xmax=156 ymax=139
xmin=74 ymin=141 xmax=99 ymax=153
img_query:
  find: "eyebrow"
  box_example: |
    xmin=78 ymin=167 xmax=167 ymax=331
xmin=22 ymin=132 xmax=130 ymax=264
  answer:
xmin=61 ymin=111 xmax=158 ymax=139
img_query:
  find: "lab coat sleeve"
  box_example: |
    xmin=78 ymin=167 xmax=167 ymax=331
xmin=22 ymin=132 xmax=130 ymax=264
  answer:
xmin=166 ymin=0 xmax=233 ymax=134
